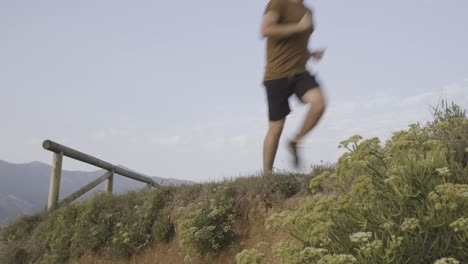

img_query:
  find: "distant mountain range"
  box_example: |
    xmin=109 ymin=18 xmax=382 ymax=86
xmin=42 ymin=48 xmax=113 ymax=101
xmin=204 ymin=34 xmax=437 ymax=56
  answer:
xmin=0 ymin=160 xmax=192 ymax=225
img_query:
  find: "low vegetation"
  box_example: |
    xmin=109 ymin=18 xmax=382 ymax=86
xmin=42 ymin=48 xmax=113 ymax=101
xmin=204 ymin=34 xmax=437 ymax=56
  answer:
xmin=237 ymin=101 xmax=468 ymax=264
xmin=1 ymin=168 xmax=318 ymax=263
xmin=1 ymin=101 xmax=466 ymax=264
xmin=1 ymin=189 xmax=173 ymax=263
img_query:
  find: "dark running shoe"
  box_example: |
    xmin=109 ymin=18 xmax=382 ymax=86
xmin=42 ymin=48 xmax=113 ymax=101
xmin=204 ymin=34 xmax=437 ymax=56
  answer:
xmin=288 ymin=140 xmax=300 ymax=168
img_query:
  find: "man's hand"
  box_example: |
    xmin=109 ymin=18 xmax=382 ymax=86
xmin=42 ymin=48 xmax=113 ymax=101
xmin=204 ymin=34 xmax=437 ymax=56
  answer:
xmin=309 ymin=48 xmax=326 ymax=61
xmin=297 ymin=12 xmax=313 ymax=32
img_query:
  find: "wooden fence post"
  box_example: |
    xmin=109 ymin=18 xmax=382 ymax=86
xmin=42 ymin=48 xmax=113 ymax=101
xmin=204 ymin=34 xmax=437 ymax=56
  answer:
xmin=47 ymin=152 xmax=63 ymax=211
xmin=106 ymin=170 xmax=114 ymax=193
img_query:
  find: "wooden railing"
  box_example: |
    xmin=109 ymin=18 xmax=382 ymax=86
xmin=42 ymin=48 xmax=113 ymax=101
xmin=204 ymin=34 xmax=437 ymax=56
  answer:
xmin=42 ymin=139 xmax=158 ymax=211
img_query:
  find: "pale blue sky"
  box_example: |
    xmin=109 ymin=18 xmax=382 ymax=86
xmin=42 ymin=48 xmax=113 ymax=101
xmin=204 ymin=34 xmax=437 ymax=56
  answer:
xmin=1 ymin=0 xmax=467 ymax=182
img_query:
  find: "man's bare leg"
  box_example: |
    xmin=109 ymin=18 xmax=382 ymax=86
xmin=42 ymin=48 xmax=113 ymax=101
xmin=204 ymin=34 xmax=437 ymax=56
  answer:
xmin=263 ymin=118 xmax=286 ymax=176
xmin=293 ymin=88 xmax=326 ymax=143
xmin=288 ymin=88 xmax=326 ymax=167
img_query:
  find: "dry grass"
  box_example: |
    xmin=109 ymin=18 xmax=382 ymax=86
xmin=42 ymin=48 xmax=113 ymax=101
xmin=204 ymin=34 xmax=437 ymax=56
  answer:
xmin=0 ymin=163 xmax=335 ymax=264
xmin=170 ymin=161 xmax=334 ymax=209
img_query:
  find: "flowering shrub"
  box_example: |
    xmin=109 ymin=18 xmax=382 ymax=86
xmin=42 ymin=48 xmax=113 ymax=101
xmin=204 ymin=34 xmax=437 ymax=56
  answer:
xmin=434 ymin=257 xmax=460 ymax=264
xmin=236 ymin=248 xmax=264 ymax=264
xmin=239 ymin=102 xmax=468 ymax=263
xmin=178 ymin=185 xmax=238 ymax=259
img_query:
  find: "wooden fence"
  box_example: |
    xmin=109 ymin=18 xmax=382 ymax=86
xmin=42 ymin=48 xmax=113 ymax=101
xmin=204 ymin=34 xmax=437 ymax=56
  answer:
xmin=42 ymin=139 xmax=158 ymax=211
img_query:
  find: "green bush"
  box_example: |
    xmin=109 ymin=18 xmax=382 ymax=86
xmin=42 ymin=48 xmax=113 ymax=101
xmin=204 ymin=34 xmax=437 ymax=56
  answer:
xmin=2 ymin=188 xmax=176 ymax=263
xmin=236 ymin=248 xmax=263 ymax=264
xmin=33 ymin=203 xmax=82 ymax=264
xmin=243 ymin=102 xmax=468 ymax=264
xmin=108 ymin=188 xmax=172 ymax=256
xmin=71 ymin=193 xmax=116 ymax=252
xmin=152 ymin=216 xmax=174 ymax=243
xmin=0 ymin=242 xmax=29 ymax=264
xmin=178 ymin=185 xmax=238 ymax=258
xmin=0 ymin=215 xmax=42 ymax=243
xmin=0 ymin=215 xmax=44 ymax=264
xmin=274 ymin=177 xmax=302 ymax=198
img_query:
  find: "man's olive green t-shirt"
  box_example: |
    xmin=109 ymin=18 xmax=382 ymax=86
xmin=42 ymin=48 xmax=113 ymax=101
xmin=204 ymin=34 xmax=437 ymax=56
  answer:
xmin=264 ymin=0 xmax=313 ymax=80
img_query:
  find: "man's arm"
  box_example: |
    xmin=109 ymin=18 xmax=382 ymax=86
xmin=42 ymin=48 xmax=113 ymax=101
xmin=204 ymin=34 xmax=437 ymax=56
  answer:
xmin=261 ymin=11 xmax=312 ymax=39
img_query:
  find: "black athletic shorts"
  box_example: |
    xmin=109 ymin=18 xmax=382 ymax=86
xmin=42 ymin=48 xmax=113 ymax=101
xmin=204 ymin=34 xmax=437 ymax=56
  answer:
xmin=263 ymin=71 xmax=320 ymax=121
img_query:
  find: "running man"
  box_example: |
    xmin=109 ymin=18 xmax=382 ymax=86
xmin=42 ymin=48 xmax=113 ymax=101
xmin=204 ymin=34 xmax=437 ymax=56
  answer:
xmin=261 ymin=0 xmax=326 ymax=176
